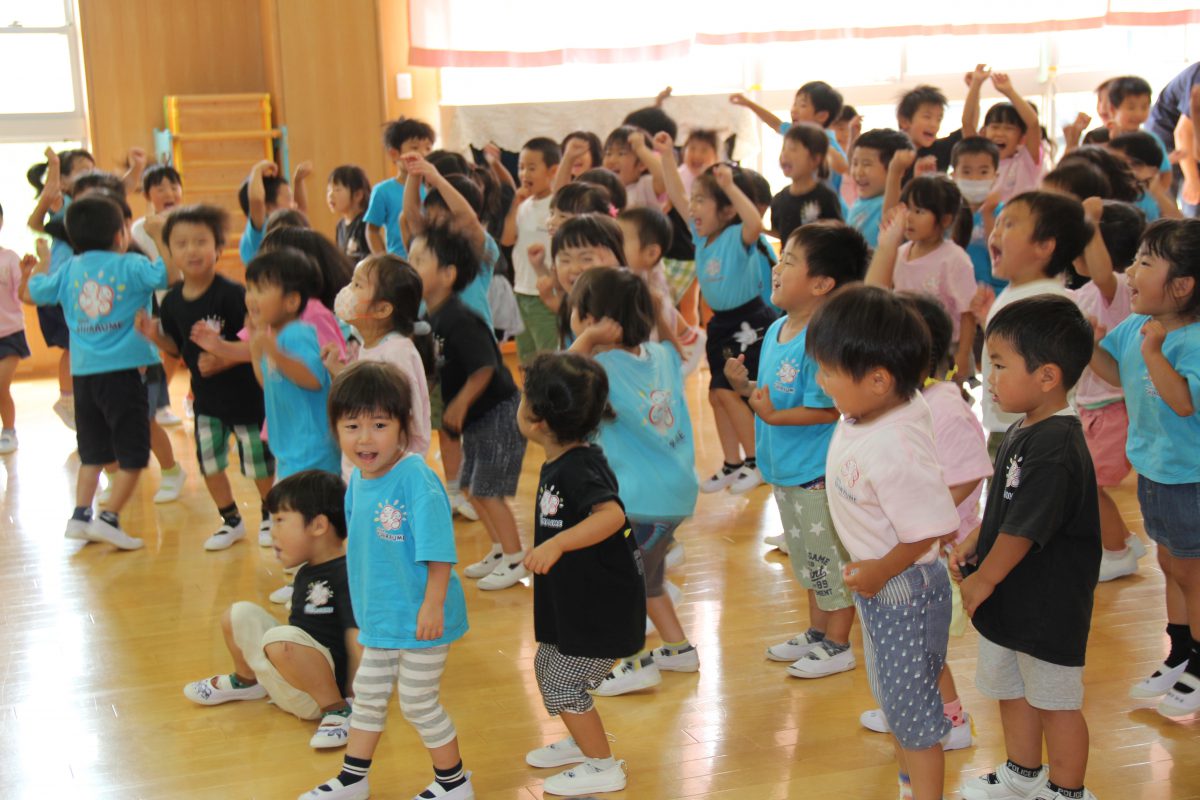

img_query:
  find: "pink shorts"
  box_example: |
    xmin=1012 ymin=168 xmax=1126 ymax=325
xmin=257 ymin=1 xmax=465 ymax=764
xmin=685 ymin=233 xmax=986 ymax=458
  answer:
xmin=1080 ymin=401 xmax=1131 ymax=487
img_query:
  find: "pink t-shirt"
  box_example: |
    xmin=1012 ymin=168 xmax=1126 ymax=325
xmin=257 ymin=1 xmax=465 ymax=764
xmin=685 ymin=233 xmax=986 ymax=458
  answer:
xmin=358 ymin=333 xmax=431 ymax=457
xmin=922 ymin=381 xmax=993 ymax=543
xmin=1070 ymin=276 xmax=1132 ymax=407
xmin=895 ymin=241 xmax=977 ymax=341
xmin=0 ymin=248 xmax=23 ymax=338
xmin=826 ymin=393 xmax=962 ymax=564
xmin=625 ymin=174 xmax=665 ymax=210
xmin=994 ymin=142 xmax=1044 ymax=204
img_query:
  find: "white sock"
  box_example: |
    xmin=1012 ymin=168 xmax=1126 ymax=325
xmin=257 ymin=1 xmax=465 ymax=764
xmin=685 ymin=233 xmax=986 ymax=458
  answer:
xmin=588 ymin=756 xmax=616 ymax=770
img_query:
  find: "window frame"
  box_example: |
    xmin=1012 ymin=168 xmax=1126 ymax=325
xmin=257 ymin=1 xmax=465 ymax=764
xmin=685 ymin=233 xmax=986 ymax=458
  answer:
xmin=0 ymin=0 xmax=87 ymax=144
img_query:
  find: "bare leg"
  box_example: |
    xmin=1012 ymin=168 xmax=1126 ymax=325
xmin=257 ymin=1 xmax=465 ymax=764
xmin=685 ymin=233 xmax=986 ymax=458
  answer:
xmin=204 ymin=471 xmax=235 ymax=508
xmin=263 ymin=640 xmax=345 ymax=708
xmin=344 ymin=728 xmax=383 ymax=761
xmin=0 ymin=355 xmax=17 ymax=429
xmin=471 ymin=495 xmax=521 ymax=554
xmin=809 ymin=595 xmax=830 ymax=634
xmin=1172 ymin=554 xmax=1200 ymax=641
xmin=75 ymin=464 xmax=102 ymax=508
xmin=100 ymin=468 xmax=143 ymax=514
xmin=149 ymin=420 xmax=176 ymax=470
xmin=1159 ymin=549 xmax=1189 ymax=627
xmin=823 ymin=606 xmax=855 ymax=645
xmin=440 ymin=431 xmax=463 ymax=485
xmin=469 ymin=495 xmax=501 ymax=547
xmin=938 ymin=664 xmax=959 ymax=703
xmin=717 ymin=388 xmax=756 ymax=459
xmin=901 ymin=741 xmax=945 ymax=800
xmin=219 ymin=607 xmax=257 ymax=682
xmin=708 ymin=391 xmax=742 ymax=465
xmin=58 ymin=350 xmax=71 ymax=394
xmin=1098 ymin=488 xmax=1130 ymax=551
xmin=560 ymin=708 xmax=612 ymax=759
xmin=999 ymin=697 xmax=1044 ymax=769
xmin=1040 ymin=708 xmax=1088 ymax=789
xmin=646 ymin=595 xmax=686 ymax=644
xmin=254 ymin=476 xmax=274 ymax=500
xmin=428 ymin=739 xmax=462 ymax=771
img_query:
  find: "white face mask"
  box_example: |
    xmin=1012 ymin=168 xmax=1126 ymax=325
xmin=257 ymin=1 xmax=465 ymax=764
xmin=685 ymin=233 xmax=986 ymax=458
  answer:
xmin=957 ymin=178 xmax=994 ymax=205
xmin=333 ymin=285 xmax=363 ymax=321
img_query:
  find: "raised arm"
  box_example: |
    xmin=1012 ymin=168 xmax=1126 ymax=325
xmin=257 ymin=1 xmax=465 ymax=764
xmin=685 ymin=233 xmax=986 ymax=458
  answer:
xmin=713 ymin=165 xmax=763 ymax=246
xmin=27 ymin=148 xmax=61 ymax=234
xmin=399 ymin=157 xmax=427 ymax=250
xmin=500 ymin=186 xmax=531 ymax=247
xmin=730 ymin=93 xmax=784 ymax=134
xmin=991 ymin=72 xmax=1041 ymax=161
xmin=246 ymin=160 xmax=276 ymax=231
xmin=629 ymin=131 xmax=666 ymax=197
xmin=961 ymin=64 xmax=990 ymax=138
xmin=291 ymin=160 xmax=313 ymax=215
xmin=653 ymin=132 xmax=689 ymax=216
xmin=883 ymin=149 xmax=916 ymax=216
xmin=554 ymin=137 xmax=589 ymax=194
xmin=483 ymin=143 xmax=516 ymax=191
xmin=415 ymin=157 xmax=486 ymax=251
xmin=1077 ymin=197 xmax=1118 ymax=303
xmin=121 ymin=147 xmax=147 ymax=198
xmin=865 ymin=204 xmax=908 ymax=288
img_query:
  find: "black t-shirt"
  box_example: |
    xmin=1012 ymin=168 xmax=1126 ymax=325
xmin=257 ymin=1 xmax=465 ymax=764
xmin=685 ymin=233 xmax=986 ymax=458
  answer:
xmin=159 ymin=275 xmax=265 ymax=426
xmin=290 ymin=556 xmax=358 ymax=695
xmin=429 ymin=294 xmax=517 ymax=430
xmin=911 ymin=129 xmax=964 ymax=177
xmin=533 ymin=445 xmax=646 ymax=658
xmin=971 ymin=413 xmax=1100 ymax=667
xmin=664 ymin=206 xmax=696 ymax=262
xmin=336 ymin=213 xmax=370 ymax=263
xmin=770 ymin=183 xmax=844 ymax=245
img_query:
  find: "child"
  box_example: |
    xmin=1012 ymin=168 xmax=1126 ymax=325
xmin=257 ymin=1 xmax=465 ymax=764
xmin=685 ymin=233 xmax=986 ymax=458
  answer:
xmin=544 ymin=215 xmax=625 ymax=341
xmin=602 ymin=126 xmax=665 ymax=209
xmin=559 ymin=130 xmax=602 ymax=180
xmin=951 ymin=136 xmax=1006 ymax=293
xmin=131 ymin=165 xmax=183 ymax=259
xmin=566 ymin=268 xmax=700 ymax=696
xmin=847 ymin=129 xmax=915 ymax=247
xmin=807 ymin=284 xmax=961 ymax=800
xmin=679 ymin=128 xmax=720 ymax=196
xmin=771 ymin=123 xmax=843 ymax=247
xmin=305 ymin=361 xmax=472 ymax=800
xmin=898 ymin=84 xmax=961 ymax=172
xmin=659 ymin=143 xmax=776 ymax=495
xmin=501 ymin=137 xmax=560 ymax=363
xmin=410 ymin=224 xmax=529 ymax=591
xmin=834 ymin=105 xmax=864 ymax=208
xmin=364 ymin=117 xmax=435 ymax=257
xmin=1092 ymin=219 xmax=1200 ymax=717
xmin=518 ymin=352 xmax=644 ymax=796
xmin=1108 ymin=132 xmax=1183 ymax=221
xmin=238 ymin=158 xmax=311 ymax=264
xmin=963 ymin=68 xmax=1044 ymax=202
xmin=245 ymin=249 xmax=341 ymax=479
xmin=1107 ymin=76 xmax=1173 ymax=173
xmin=137 ymin=205 xmax=276 ymax=551
xmin=21 ymin=195 xmax=173 ymax=550
xmin=183 ymin=470 xmax=359 ymax=749
xmin=725 ymin=222 xmax=868 ymax=679
xmin=0 ymin=203 xmax=25 ymax=454
xmin=327 ymin=164 xmax=372 ymax=260
xmin=730 ymin=81 xmax=849 ymax=182
xmin=954 ymin=295 xmax=1100 ymax=800
xmin=866 ymin=176 xmax=977 ymax=381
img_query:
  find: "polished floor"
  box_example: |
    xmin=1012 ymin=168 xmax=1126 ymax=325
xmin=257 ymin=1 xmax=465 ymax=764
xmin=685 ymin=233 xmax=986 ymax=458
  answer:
xmin=1 ymin=371 xmax=1197 ymax=800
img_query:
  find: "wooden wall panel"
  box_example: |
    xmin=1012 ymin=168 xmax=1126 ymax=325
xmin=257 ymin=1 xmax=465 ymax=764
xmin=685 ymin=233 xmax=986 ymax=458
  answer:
xmin=378 ymin=0 xmax=441 ymax=129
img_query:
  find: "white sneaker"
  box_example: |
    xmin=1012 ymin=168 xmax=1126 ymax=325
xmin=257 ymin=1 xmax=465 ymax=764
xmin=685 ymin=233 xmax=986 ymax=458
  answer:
xmin=0 ymin=429 xmax=16 ymax=454
xmin=1131 ymin=660 xmax=1190 ymax=698
xmin=728 ymin=466 xmax=763 ymax=494
xmin=204 ymin=521 xmax=246 ymax=551
xmin=959 ymin=764 xmax=1048 ymax=800
xmin=269 ymin=584 xmax=294 ymax=605
xmin=65 ymin=517 xmax=92 ymax=541
xmin=153 ymin=467 xmax=186 ymax=504
xmin=1158 ymin=671 xmax=1200 ymax=716
xmin=766 ymin=630 xmax=824 ymax=662
xmin=943 ymin=715 xmax=974 ymax=751
xmin=449 ymin=489 xmax=480 ymax=521
xmin=309 ymin=711 xmax=351 ymax=749
xmin=542 ymin=759 xmax=627 ymax=796
xmin=155 ymin=407 xmax=183 ymax=427
xmin=664 ymin=541 xmax=684 ymax=570
xmin=787 ymin=643 xmax=855 ymax=678
xmin=764 ymin=533 xmax=789 ymax=554
xmin=699 ymin=466 xmax=742 ymax=493
xmin=1127 ymin=534 xmax=1148 ymax=560
xmin=859 ymin=707 xmax=891 ymax=733
xmin=681 ymin=329 xmax=707 ymax=378
xmin=593 ymin=657 xmax=662 ymax=696
xmin=258 ymin=517 xmax=273 ymax=547
xmin=1098 ymin=546 xmax=1138 ymax=582
xmin=1032 ymin=787 xmax=1097 ymax=800
xmin=52 ymin=394 xmax=76 ymax=431
xmin=413 ymin=773 xmax=474 ymax=799
xmin=652 ymin=645 xmax=699 ymax=672
xmin=88 ymin=518 xmax=145 ymax=550
xmin=463 ymin=547 xmax=503 ymax=579
xmin=183 ymin=674 xmax=267 ymax=706
xmin=526 ymin=736 xmax=587 ymax=768
xmin=476 ymin=556 xmax=528 ymax=590
xmin=297 ymin=778 xmax=370 ymax=800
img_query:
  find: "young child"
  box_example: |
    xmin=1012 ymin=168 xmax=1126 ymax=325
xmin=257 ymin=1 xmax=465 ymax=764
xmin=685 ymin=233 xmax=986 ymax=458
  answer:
xmin=1092 ymin=218 xmax=1200 ymax=717
xmin=21 ymin=195 xmax=173 ymax=550
xmin=808 ymin=284 xmax=961 ymax=800
xmin=0 ymin=203 xmax=25 ymax=454
xmin=847 ymin=129 xmax=915 ymax=247
xmin=602 ymin=126 xmax=665 ymax=209
xmin=659 ymin=141 xmax=776 ymax=495
xmin=730 ymin=81 xmax=849 ymax=183
xmin=725 ymin=222 xmax=868 ymax=679
xmin=238 ymin=158 xmax=311 ymax=265
xmin=365 ymin=117 xmax=435 ymax=257
xmin=963 ymin=68 xmax=1044 ymax=202
xmin=137 ymin=205 xmax=276 ymax=551
xmin=183 ymin=470 xmax=359 ymax=749
xmin=501 ymin=137 xmax=560 ymax=363
xmin=544 ymin=215 xmax=625 ymax=341
xmin=897 ymin=84 xmax=962 ymax=172
xmin=679 ymin=128 xmax=720 ymax=196
xmin=559 ymin=130 xmax=602 ymax=180
xmin=305 ymin=361 xmax=472 ymax=800
xmin=565 ymin=268 xmax=699 ymax=696
xmin=518 ymin=352 xmax=644 ymax=796
xmin=771 ymin=123 xmax=844 ymax=247
xmin=954 ymin=295 xmax=1100 ymax=800
xmin=1106 ymin=76 xmax=1173 ymax=173
xmin=866 ymin=176 xmax=977 ymax=381
xmin=245 ymin=249 xmax=341 ymax=479
xmin=327 ymin=164 xmax=372 ymax=260
xmin=411 ymin=224 xmax=529 ymax=591
xmin=1107 ymin=132 xmax=1183 ymax=221
xmin=951 ymin=137 xmax=1006 ymax=293
xmin=131 ymin=165 xmax=183 ymax=259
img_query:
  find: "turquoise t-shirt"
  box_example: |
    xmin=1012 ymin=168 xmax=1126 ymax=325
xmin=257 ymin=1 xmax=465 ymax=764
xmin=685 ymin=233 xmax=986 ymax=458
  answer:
xmin=594 ymin=343 xmax=698 ymax=520
xmin=261 ymin=320 xmax=341 ymax=478
xmin=1100 ymin=315 xmax=1200 ymax=483
xmin=239 ymin=219 xmax=264 ymax=265
xmin=754 ymin=319 xmax=836 ymax=486
xmin=692 ymin=221 xmax=761 ymax=311
xmin=28 ymin=251 xmax=166 ymax=376
xmin=1135 ymin=192 xmax=1161 ymax=223
xmin=969 ymin=205 xmax=1008 ymax=292
xmin=364 ymin=178 xmax=409 ymax=257
xmin=847 ymin=194 xmax=884 ymax=248
xmin=459 ymin=233 xmax=497 ymax=330
xmin=346 ymin=454 xmax=468 ymax=649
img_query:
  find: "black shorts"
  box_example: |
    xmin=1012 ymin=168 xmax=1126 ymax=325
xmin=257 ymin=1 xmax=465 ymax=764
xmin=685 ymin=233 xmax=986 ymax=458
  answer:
xmin=74 ymin=369 xmax=151 ymax=469
xmin=36 ymin=305 xmax=70 ymax=349
xmin=705 ymin=297 xmax=777 ymax=391
xmin=0 ymin=330 xmax=31 ymax=359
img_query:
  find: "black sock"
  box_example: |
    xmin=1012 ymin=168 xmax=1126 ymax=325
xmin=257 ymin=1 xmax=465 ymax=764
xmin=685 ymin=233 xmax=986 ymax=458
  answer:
xmin=1004 ymin=759 xmax=1042 ymax=779
xmin=1182 ymin=640 xmax=1200 ymax=686
xmin=218 ymin=503 xmax=242 ymax=528
xmin=72 ymin=506 xmax=92 ymax=522
xmin=1165 ymin=623 xmax=1191 ymax=668
xmin=743 ymin=456 xmax=756 ymax=470
xmin=721 ymin=461 xmax=743 ymax=475
xmin=327 ymin=755 xmax=371 ymax=789
xmin=99 ymin=510 xmax=119 ymax=528
xmin=1045 ymin=781 xmax=1084 ymax=799
xmin=419 ymin=760 xmax=466 ymax=797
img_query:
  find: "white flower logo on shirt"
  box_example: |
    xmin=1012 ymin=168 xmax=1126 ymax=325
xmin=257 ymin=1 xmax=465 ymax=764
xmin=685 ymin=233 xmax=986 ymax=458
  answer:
xmin=376 ymin=503 xmax=405 ymax=531
xmin=801 ymin=200 xmax=820 ymax=224
xmin=200 ymin=315 xmax=223 ymax=334
xmin=840 ymin=459 xmax=861 ymax=488
xmin=306 ymin=580 xmax=333 ymax=608
xmin=647 ymin=389 xmax=675 ymax=432
xmin=776 ymin=359 xmax=799 ymax=386
xmin=705 ymin=257 xmax=723 ymax=278
xmin=539 ymin=485 xmax=563 ymax=517
xmin=1143 ymin=374 xmax=1162 ymax=400
xmin=78 ymin=279 xmax=115 ymax=319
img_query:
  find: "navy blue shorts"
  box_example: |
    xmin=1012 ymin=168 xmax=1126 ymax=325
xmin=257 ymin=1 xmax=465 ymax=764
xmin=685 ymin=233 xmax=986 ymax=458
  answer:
xmin=36 ymin=305 xmax=69 ymax=349
xmin=705 ymin=297 xmax=777 ymax=392
xmin=74 ymin=370 xmax=151 ymax=469
xmin=0 ymin=330 xmax=30 ymax=359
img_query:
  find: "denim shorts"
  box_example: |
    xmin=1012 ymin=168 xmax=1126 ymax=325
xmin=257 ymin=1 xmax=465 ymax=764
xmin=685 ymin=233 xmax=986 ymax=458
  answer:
xmin=630 ymin=518 xmax=683 ymax=597
xmin=855 ymin=561 xmax=952 ymax=750
xmin=1137 ymin=475 xmax=1200 ymax=558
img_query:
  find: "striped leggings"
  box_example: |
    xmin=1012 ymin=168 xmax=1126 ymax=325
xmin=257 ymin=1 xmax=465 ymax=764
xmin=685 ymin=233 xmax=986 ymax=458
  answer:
xmin=350 ymin=645 xmax=456 ymax=748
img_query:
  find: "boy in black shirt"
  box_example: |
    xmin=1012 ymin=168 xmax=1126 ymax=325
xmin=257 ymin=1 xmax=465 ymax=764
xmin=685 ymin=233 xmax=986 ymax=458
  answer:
xmin=410 ymin=223 xmax=529 ymax=591
xmin=183 ymin=471 xmax=360 ymax=750
xmin=136 ymin=205 xmax=275 ymax=551
xmin=952 ymin=296 xmax=1100 ymax=800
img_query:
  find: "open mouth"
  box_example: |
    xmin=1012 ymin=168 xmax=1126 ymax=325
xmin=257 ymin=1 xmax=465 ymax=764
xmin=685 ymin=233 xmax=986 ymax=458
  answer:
xmin=356 ymin=450 xmax=379 ymax=467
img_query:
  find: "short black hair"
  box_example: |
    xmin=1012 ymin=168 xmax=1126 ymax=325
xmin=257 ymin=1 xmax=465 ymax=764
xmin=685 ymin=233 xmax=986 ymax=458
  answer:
xmin=603 ymin=125 xmax=648 ymax=155
xmin=552 ymin=182 xmax=613 ymax=217
xmin=425 ymin=173 xmax=484 ymax=217
xmin=951 ymin=136 xmax=1001 ymax=170
xmin=741 ymin=167 xmax=773 ymax=209
xmin=261 ymin=226 xmax=351 ymax=310
xmin=1140 ymin=217 xmax=1200 ymax=317
xmin=836 ymin=105 xmax=858 ymax=124
xmin=384 ymin=117 xmax=436 ymax=151
xmin=1108 ymin=131 xmax=1165 ymax=171
xmin=266 ymin=470 xmax=348 ymax=540
xmin=693 ymin=164 xmax=766 ymax=221
xmin=163 ymin=204 xmax=229 ymax=251
xmin=899 ymin=292 xmax=954 ymax=378
xmin=523 ymin=352 xmax=616 ymax=443
xmin=561 ymin=131 xmax=603 ymax=167
xmin=1082 ymin=128 xmax=1110 ymax=146
xmin=786 ymin=222 xmax=869 ymax=289
xmin=1059 ymin=146 xmax=1140 ymax=202
xmin=142 ymin=164 xmax=182 ymax=195
xmin=65 ymin=194 xmax=125 ymax=253
xmin=622 ymin=106 xmax=677 ymax=141
xmin=568 ymin=266 xmax=654 ymax=347
xmin=521 ymin=137 xmax=562 ymax=168
xmin=1107 ymin=76 xmax=1153 ymax=108
xmin=328 ymin=164 xmax=371 ymax=210
xmin=578 ymin=168 xmax=627 ymax=210
xmin=263 ymin=207 xmax=310 ymax=236
xmin=852 ymin=128 xmax=915 ymax=169
xmin=985 ymin=295 xmax=1093 ymax=390
xmin=897 ymin=84 xmax=947 ymax=123
xmin=551 ymin=213 xmax=627 ymax=265
xmin=426 ymin=149 xmax=470 ymax=177
xmin=798 ymin=80 xmax=844 ymax=128
xmin=1042 ymin=161 xmax=1111 ymax=201
xmin=328 ymin=360 xmax=414 ymax=444
xmin=1096 ymin=201 xmax=1146 ymax=273
xmin=784 ymin=122 xmax=831 ymax=179
xmin=899 ymin=175 xmax=971 ymax=247
xmin=1006 ymin=191 xmax=1094 ymax=278
xmin=238 ymin=171 xmax=289 ymax=216
xmin=806 ymin=284 xmax=930 ymax=400
xmin=617 ymin=206 xmax=673 ymax=253
xmin=415 ymin=223 xmax=479 ymax=291
xmin=73 ymin=170 xmax=126 ymax=198
xmin=983 ymin=103 xmax=1029 ymax=134
xmin=244 ymin=247 xmax=319 ymax=313
xmin=685 ymin=128 xmax=720 ymax=151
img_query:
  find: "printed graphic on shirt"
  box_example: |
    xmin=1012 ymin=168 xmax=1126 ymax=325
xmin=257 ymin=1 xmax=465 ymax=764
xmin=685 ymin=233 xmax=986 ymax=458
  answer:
xmin=732 ymin=321 xmax=763 ymax=353
xmin=773 ymin=358 xmax=799 ymax=393
xmin=374 ymin=501 xmax=407 ymax=541
xmin=704 ymin=257 xmax=723 ymax=281
xmin=539 ymin=484 xmax=564 ymax=529
xmin=1143 ymin=373 xmax=1162 ymax=400
xmin=801 ymin=201 xmax=821 ymax=224
xmin=304 ymin=580 xmax=335 ymax=615
xmin=78 ymin=278 xmax=115 ymax=319
xmin=197 ymin=315 xmax=224 ymax=335
xmin=647 ymin=389 xmax=675 ymax=432
xmin=834 ymin=459 xmax=861 ymax=503
xmin=1003 ymin=455 xmax=1022 ymax=500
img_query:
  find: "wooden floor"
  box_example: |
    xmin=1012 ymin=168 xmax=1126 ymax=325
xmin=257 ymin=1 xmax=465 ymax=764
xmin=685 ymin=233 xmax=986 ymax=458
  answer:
xmin=1 ymin=370 xmax=1198 ymax=800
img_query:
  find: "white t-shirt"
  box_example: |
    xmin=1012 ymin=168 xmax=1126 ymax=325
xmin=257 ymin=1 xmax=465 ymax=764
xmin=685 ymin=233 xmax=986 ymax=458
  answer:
xmin=512 ymin=195 xmax=552 ymax=296
xmin=1070 ymin=275 xmax=1132 ymax=408
xmin=131 ymin=217 xmax=160 ymax=261
xmin=826 ymin=393 xmax=961 ymax=564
